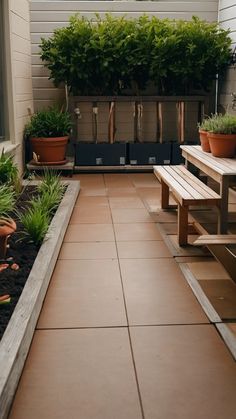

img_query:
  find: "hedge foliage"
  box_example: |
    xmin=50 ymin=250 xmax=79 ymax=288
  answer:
xmin=40 ymin=14 xmax=232 ymax=95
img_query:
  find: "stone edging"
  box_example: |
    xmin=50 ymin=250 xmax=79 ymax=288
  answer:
xmin=0 ymin=180 xmax=80 ymax=419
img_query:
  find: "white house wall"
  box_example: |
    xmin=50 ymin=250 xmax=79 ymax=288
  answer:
xmin=7 ymin=0 xmax=33 ymax=170
xmin=219 ymin=0 xmax=236 ymax=113
xmin=30 ymin=1 xmax=219 ymax=111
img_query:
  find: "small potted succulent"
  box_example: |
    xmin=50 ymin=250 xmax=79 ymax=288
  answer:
xmin=24 ymin=106 xmax=72 ymax=165
xmin=206 ymin=113 xmax=236 ymax=158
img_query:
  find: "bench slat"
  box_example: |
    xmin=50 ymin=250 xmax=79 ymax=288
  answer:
xmin=154 ymin=165 xmax=221 ymax=205
xmin=167 ymin=166 xmax=207 ymax=200
xmin=154 ymin=166 xmax=191 ymax=203
xmin=153 ymin=164 xmax=222 ymax=246
xmin=172 ymin=166 xmax=220 ymax=199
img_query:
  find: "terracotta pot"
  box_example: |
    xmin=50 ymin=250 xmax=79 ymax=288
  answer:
xmin=30 ymin=136 xmax=69 ymax=165
xmin=0 ymin=218 xmax=17 ymax=259
xmin=199 ymin=130 xmax=211 ymax=152
xmin=208 ymin=133 xmax=236 ymax=158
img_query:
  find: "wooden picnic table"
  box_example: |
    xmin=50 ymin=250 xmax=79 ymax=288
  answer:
xmin=180 ymin=145 xmax=236 ymax=234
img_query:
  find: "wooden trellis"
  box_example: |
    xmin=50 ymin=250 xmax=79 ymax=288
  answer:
xmin=70 ymin=95 xmax=206 ymax=145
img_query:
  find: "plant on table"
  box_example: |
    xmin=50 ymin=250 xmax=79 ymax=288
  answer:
xmin=197 ymin=116 xmax=219 ymax=153
xmin=205 ymin=113 xmax=236 ymax=158
xmin=24 ymin=106 xmax=72 ymax=165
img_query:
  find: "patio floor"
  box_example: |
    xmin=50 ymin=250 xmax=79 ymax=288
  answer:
xmin=8 ymin=173 xmax=236 ymax=419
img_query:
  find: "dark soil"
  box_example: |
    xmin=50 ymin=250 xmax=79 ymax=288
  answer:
xmin=0 ymin=187 xmax=39 ymax=340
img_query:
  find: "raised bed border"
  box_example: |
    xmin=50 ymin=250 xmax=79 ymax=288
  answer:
xmin=0 ymin=180 xmax=80 ymax=419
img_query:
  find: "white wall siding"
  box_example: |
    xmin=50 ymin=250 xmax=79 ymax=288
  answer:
xmin=30 ymin=1 xmax=219 ymax=110
xmin=219 ymin=0 xmax=236 ymax=113
xmin=5 ymin=0 xmax=34 ymax=170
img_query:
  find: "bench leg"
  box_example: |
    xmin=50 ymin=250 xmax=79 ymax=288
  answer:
xmin=178 ymin=204 xmax=188 ymax=246
xmin=161 ymin=180 xmax=169 ymax=209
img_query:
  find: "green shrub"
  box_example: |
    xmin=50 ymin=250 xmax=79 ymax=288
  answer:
xmin=150 ymin=17 xmax=232 ymax=94
xmin=37 ymin=170 xmax=66 ymax=197
xmin=24 ymin=106 xmax=72 ymax=138
xmin=17 ymin=171 xmax=66 ymax=245
xmin=0 ymin=184 xmax=15 ymax=217
xmin=0 ymin=151 xmax=20 ymax=192
xmin=40 ymin=14 xmax=232 ymax=95
xmin=30 ymin=189 xmax=64 ymax=215
xmin=18 ymin=206 xmax=50 ymax=246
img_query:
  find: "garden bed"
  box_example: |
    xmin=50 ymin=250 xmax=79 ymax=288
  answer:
xmin=0 ymin=180 xmax=80 ymax=419
xmin=0 ymin=186 xmax=38 ymax=340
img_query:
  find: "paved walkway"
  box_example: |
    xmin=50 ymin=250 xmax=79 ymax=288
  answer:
xmin=8 ymin=174 xmax=236 ymax=419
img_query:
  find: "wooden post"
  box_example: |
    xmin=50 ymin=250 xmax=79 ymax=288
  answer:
xmin=177 ymin=101 xmax=185 ymax=144
xmin=137 ymin=102 xmax=143 ymax=143
xmin=157 ymin=102 xmax=163 ymax=143
xmin=133 ymin=101 xmax=143 ymax=142
xmin=198 ymin=100 xmax=205 ymax=125
xmin=108 ymin=101 xmax=115 ymax=144
xmin=92 ymin=101 xmax=98 ymax=143
xmin=133 ymin=101 xmax=138 ymax=142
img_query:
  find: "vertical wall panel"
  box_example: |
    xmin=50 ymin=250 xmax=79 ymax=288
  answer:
xmin=219 ymin=0 xmax=236 ymax=113
xmin=5 ymin=0 xmax=34 ymax=171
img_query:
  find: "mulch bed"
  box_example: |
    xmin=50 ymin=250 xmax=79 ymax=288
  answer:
xmin=0 ymin=187 xmax=39 ymax=340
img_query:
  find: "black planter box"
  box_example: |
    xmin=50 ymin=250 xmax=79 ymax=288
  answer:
xmin=75 ymin=142 xmax=127 ymax=166
xmin=171 ymin=143 xmax=184 ymax=164
xmin=171 ymin=142 xmax=199 ymax=164
xmin=128 ymin=143 xmax=171 ymax=165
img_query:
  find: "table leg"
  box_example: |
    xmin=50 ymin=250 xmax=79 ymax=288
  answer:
xmin=184 ymin=158 xmax=189 ymax=170
xmin=219 ymin=177 xmax=229 ymax=234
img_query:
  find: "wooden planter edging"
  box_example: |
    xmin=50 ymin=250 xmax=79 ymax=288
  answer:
xmin=0 ymin=180 xmax=80 ymax=419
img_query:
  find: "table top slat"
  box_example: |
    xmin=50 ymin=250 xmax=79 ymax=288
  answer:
xmin=181 ymin=145 xmax=236 ymax=175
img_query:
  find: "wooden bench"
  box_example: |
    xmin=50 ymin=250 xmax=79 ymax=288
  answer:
xmin=153 ymin=165 xmax=221 ymax=246
xmin=194 ymin=235 xmax=236 ymax=283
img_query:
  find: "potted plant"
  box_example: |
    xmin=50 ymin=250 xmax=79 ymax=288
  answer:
xmin=24 ymin=107 xmax=72 ymax=165
xmin=197 ymin=116 xmax=217 ymax=152
xmin=206 ymin=113 xmax=236 ymax=158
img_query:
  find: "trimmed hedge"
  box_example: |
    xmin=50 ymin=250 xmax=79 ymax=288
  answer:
xmin=40 ymin=14 xmax=232 ymax=95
